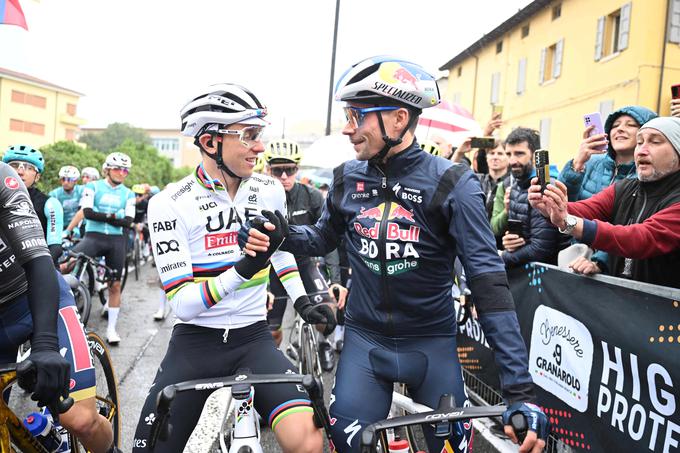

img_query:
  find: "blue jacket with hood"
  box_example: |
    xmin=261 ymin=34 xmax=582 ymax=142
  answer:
xmin=281 ymin=141 xmax=536 ymax=404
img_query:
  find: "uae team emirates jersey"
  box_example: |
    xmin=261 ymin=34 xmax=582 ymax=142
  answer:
xmin=148 ymin=164 xmax=305 ymax=329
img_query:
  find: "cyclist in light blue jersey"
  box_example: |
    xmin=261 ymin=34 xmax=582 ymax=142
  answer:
xmin=3 ymin=145 xmax=64 ymax=265
xmin=50 ymin=165 xmax=84 ymax=238
xmin=72 ymin=152 xmax=135 ymax=344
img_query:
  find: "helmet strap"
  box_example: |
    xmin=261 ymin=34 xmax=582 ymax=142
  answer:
xmin=202 ymin=130 xmax=242 ymax=191
xmin=370 ymin=110 xmax=413 ymax=165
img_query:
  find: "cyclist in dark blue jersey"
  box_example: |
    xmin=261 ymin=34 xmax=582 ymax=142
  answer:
xmin=243 ymin=56 xmax=549 ymax=453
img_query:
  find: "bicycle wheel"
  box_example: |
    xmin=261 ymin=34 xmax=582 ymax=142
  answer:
xmin=73 ymin=281 xmax=92 ymax=327
xmin=300 ymin=324 xmax=322 ymax=383
xmin=69 ymin=331 xmax=121 ymax=451
xmin=120 ymin=260 xmax=129 ymax=292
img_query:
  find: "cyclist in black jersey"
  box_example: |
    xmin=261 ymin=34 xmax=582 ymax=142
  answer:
xmin=0 ymin=162 xmax=117 ymax=453
xmin=263 ymin=139 xmax=348 ymax=371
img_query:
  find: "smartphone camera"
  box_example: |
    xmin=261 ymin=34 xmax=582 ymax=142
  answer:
xmin=535 ymin=149 xmax=550 ymax=193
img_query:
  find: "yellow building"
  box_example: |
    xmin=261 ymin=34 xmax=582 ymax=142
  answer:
xmin=0 ymin=67 xmax=85 ymax=152
xmin=440 ymin=0 xmax=680 ymax=167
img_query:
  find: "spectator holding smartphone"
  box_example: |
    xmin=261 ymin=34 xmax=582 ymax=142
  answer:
xmin=499 ymin=128 xmax=565 ymax=267
xmin=529 ymin=117 xmax=680 ymax=289
xmin=558 ymin=106 xmax=657 ymax=274
xmin=671 ymin=99 xmax=680 ymax=118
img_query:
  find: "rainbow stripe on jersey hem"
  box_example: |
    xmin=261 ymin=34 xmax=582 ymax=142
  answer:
xmin=268 ymin=399 xmax=313 ymax=430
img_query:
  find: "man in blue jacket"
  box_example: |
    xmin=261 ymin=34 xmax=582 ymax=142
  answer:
xmin=243 ymin=56 xmax=548 ymax=453
xmin=559 ymin=106 xmax=657 ymax=274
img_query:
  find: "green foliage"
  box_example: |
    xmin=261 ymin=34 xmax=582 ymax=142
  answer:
xmin=37 ymin=139 xmax=179 ymax=193
xmin=38 ymin=141 xmax=104 ymax=192
xmin=79 ymin=123 xmax=151 ymax=152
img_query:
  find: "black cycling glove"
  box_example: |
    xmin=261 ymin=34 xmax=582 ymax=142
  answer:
xmin=26 ymin=344 xmax=71 ymax=408
xmin=234 ymin=210 xmax=289 ymax=279
xmin=294 ymin=295 xmax=337 ymax=336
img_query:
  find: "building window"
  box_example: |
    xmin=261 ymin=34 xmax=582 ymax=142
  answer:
xmin=539 ymin=39 xmax=564 ymax=84
xmin=496 ymin=41 xmax=503 ymax=54
xmin=452 ymin=92 xmax=462 ymax=105
xmin=65 ymin=129 xmax=76 ymax=141
xmin=552 ymin=3 xmax=561 ymax=20
xmin=599 ymin=100 xmax=615 ymax=119
xmin=457 ymin=66 xmax=462 ymax=77
xmin=11 ymin=90 xmax=46 ymax=109
xmin=152 ymin=138 xmax=180 ymax=153
xmin=490 ymin=72 xmax=501 ymax=105
xmin=517 ymin=58 xmax=527 ymax=95
xmin=595 ymin=3 xmax=631 ymax=60
xmin=521 ymin=24 xmax=530 ymax=38
xmin=67 ymin=103 xmax=77 ymax=116
xmin=539 ymin=118 xmax=551 ymax=149
xmin=9 ymin=119 xmax=45 ymax=135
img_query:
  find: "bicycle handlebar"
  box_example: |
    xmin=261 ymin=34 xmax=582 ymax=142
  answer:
xmin=13 ymin=361 xmax=75 ymax=421
xmin=64 ymin=250 xmax=116 ymax=276
xmin=149 ymin=372 xmax=333 ymax=450
xmin=359 ymin=403 xmax=528 ymax=453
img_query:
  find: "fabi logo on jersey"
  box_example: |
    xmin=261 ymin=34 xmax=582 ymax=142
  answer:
xmin=152 ymin=219 xmax=176 ymax=232
xmin=156 ymin=240 xmax=180 ymax=255
xmin=205 ymin=232 xmax=238 ymax=250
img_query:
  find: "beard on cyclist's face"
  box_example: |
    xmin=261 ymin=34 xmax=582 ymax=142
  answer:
xmin=342 ymin=102 xmax=393 ymax=161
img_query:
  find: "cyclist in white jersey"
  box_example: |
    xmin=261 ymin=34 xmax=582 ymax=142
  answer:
xmin=132 ymin=83 xmax=334 ymax=452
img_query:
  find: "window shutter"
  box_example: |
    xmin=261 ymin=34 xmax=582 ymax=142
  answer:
xmin=491 ymin=72 xmax=500 ymax=105
xmin=517 ymin=58 xmax=527 ymax=95
xmin=618 ymin=2 xmax=632 ymax=51
xmin=553 ymin=39 xmax=564 ymax=79
xmin=539 ymin=48 xmax=546 ymax=84
xmin=599 ymin=100 xmax=615 ymax=119
xmin=669 ymin=0 xmax=680 ymax=43
xmin=595 ymin=16 xmax=605 ymax=61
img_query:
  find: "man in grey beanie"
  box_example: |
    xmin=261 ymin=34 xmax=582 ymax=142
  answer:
xmin=528 ymin=116 xmax=680 ymax=288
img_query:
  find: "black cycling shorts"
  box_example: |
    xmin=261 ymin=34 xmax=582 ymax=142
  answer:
xmin=132 ymin=321 xmax=313 ymax=452
xmin=73 ymin=232 xmax=127 ymax=280
xmin=267 ymin=257 xmax=333 ymax=331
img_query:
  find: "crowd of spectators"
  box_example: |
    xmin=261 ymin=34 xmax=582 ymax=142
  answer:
xmin=426 ymin=99 xmax=680 ymax=290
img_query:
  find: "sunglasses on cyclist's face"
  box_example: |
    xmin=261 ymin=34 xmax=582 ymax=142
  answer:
xmin=109 ymin=167 xmax=129 ymax=175
xmin=8 ymin=161 xmax=39 ymax=173
xmin=61 ymin=177 xmax=78 ymax=183
xmin=269 ymin=165 xmax=298 ymax=177
xmin=217 ymin=126 xmax=265 ymax=148
xmin=343 ymin=106 xmax=399 ymax=129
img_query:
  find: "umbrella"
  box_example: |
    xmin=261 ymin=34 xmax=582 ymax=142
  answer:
xmin=416 ymin=101 xmax=483 ymax=147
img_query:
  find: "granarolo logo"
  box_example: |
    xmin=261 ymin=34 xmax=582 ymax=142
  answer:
xmin=529 ymin=305 xmax=593 ymax=412
xmin=4 ymin=176 xmax=19 ymax=190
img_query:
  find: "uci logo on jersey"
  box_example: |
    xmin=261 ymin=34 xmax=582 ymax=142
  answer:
xmin=156 ymin=240 xmax=180 ymax=255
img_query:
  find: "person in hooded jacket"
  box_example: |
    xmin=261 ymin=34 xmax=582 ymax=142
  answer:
xmin=558 ymin=106 xmax=657 ymax=274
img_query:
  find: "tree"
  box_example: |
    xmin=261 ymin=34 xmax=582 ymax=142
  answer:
xmin=38 ymin=141 xmax=104 ymax=192
xmin=79 ymin=123 xmax=151 ymax=152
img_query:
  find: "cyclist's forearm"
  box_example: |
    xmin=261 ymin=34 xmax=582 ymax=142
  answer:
xmin=66 ymin=209 xmax=84 ymax=232
xmin=270 ymin=251 xmax=306 ymax=301
xmin=82 ymin=208 xmax=110 ymax=222
xmin=48 ymin=244 xmax=63 ymax=266
xmin=110 ymin=216 xmax=134 ymax=228
xmin=164 ymin=268 xmax=248 ymax=322
xmin=23 ymin=256 xmax=60 ymax=351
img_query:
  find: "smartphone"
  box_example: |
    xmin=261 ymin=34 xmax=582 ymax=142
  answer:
xmin=492 ymin=104 xmax=503 ymax=118
xmin=672 ymin=84 xmax=680 ymax=100
xmin=508 ymin=219 xmax=523 ymax=236
xmin=535 ymin=149 xmax=550 ymax=193
xmin=470 ymin=137 xmax=496 ymax=149
xmin=583 ymin=112 xmax=607 ymax=151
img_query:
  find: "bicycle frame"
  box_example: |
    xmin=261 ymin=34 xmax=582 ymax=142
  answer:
xmin=0 ymin=364 xmax=51 ymax=453
xmin=150 ymin=372 xmax=333 ymax=452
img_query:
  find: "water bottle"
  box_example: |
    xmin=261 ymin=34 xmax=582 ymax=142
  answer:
xmin=42 ymin=408 xmax=71 ymax=453
xmin=387 ymin=438 xmax=409 ymax=453
xmin=23 ymin=411 xmax=63 ymax=452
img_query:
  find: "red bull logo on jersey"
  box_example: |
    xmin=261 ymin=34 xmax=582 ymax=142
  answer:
xmin=354 ymin=222 xmax=420 ymax=242
xmin=357 ymin=203 xmax=416 ymax=223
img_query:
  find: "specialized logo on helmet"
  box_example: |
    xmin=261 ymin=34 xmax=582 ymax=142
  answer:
xmin=374 ymin=62 xmax=424 ymax=105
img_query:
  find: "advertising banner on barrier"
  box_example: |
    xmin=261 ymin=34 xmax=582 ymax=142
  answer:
xmin=457 ymin=263 xmax=680 ymax=452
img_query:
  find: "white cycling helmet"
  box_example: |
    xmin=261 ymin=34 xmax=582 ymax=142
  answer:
xmin=58 ymin=165 xmax=80 ymax=179
xmin=81 ymin=166 xmax=100 ymax=180
xmin=335 ymin=56 xmax=440 ymax=110
xmin=103 ymin=152 xmax=132 ymax=169
xmin=180 ymin=83 xmax=268 ymax=138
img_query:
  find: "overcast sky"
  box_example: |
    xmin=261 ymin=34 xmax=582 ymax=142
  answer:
xmin=1 ymin=0 xmax=532 ymax=137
